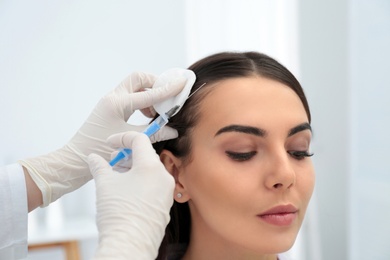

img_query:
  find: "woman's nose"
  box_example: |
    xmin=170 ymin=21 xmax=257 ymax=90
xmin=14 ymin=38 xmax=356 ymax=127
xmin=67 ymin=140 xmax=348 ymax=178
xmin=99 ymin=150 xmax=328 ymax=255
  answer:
xmin=264 ymin=150 xmax=296 ymax=190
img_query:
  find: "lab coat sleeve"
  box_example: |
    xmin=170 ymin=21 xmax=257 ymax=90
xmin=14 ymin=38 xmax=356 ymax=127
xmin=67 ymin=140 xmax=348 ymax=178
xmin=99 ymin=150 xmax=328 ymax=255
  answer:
xmin=0 ymin=164 xmax=28 ymax=259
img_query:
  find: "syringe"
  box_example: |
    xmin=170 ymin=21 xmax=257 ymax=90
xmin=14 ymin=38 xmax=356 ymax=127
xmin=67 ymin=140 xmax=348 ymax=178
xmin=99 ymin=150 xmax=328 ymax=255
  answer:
xmin=109 ymin=105 xmax=180 ymax=166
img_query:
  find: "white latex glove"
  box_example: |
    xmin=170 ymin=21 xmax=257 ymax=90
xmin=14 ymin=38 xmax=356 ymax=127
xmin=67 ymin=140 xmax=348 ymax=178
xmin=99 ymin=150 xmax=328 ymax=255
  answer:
xmin=18 ymin=72 xmax=182 ymax=206
xmin=89 ymin=131 xmax=174 ymax=260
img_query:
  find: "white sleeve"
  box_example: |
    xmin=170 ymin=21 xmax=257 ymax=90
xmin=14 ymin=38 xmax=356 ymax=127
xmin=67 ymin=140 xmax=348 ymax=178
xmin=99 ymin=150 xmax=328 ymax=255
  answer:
xmin=0 ymin=163 xmax=28 ymax=259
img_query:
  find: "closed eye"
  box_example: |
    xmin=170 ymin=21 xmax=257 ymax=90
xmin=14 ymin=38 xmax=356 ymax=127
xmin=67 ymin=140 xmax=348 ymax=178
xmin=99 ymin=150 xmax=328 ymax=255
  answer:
xmin=226 ymin=151 xmax=257 ymax=161
xmin=287 ymin=151 xmax=314 ymax=160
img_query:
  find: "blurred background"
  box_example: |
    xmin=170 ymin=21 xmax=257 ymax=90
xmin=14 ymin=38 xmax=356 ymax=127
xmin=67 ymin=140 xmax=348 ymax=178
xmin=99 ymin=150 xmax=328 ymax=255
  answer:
xmin=1 ymin=0 xmax=389 ymax=259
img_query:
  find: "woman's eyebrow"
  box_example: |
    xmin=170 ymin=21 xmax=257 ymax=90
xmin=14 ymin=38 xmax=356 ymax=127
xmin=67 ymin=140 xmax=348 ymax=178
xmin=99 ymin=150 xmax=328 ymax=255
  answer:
xmin=215 ymin=123 xmax=311 ymax=137
xmin=215 ymin=124 xmax=266 ymax=137
xmin=288 ymin=123 xmax=312 ymax=137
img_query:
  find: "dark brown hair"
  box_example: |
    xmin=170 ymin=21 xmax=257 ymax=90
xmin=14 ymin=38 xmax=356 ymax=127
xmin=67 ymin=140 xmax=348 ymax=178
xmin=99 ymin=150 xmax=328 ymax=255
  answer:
xmin=153 ymin=51 xmax=311 ymax=259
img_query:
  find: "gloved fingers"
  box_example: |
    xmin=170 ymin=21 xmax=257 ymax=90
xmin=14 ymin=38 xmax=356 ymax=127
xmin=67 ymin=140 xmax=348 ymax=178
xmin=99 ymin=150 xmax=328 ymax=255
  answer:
xmin=123 ymin=124 xmax=148 ymax=134
xmin=110 ymin=150 xmax=133 ymax=171
xmin=121 ymin=124 xmax=178 ymax=143
xmin=140 ymin=105 xmax=156 ymax=118
xmin=123 ymin=75 xmax=186 ymax=112
xmin=114 ymin=72 xmax=157 ymax=95
xmin=130 ymin=133 xmax=164 ymax=167
xmin=107 ymin=131 xmax=147 ymax=149
xmin=87 ymin=153 xmax=112 ymax=178
xmin=108 ymin=126 xmax=178 ymax=149
xmin=149 ymin=126 xmax=178 ymax=143
xmin=107 ymin=131 xmax=160 ymax=164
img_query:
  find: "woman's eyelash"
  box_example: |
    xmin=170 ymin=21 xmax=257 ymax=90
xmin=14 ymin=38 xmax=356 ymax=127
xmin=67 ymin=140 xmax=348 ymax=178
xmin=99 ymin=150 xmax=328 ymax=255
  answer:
xmin=226 ymin=150 xmax=313 ymax=161
xmin=226 ymin=151 xmax=257 ymax=161
xmin=288 ymin=151 xmax=314 ymax=160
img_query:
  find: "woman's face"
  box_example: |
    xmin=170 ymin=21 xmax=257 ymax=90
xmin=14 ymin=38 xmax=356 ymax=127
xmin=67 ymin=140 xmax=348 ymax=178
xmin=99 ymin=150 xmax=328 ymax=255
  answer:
xmin=171 ymin=76 xmax=315 ymax=256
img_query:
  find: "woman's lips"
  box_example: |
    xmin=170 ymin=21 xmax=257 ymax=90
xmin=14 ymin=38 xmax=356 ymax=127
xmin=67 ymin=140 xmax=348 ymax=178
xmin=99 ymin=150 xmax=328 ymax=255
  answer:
xmin=257 ymin=204 xmax=298 ymax=226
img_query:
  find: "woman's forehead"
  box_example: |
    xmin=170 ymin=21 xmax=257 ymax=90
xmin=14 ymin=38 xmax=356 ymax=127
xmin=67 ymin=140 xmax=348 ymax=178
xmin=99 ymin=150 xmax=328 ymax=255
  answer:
xmin=200 ymin=77 xmax=298 ymax=108
xmin=195 ymin=77 xmax=308 ymax=128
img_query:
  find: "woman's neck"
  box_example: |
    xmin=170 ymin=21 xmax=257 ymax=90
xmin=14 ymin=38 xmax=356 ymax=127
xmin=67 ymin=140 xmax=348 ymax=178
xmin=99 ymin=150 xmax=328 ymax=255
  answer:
xmin=181 ymin=219 xmax=278 ymax=260
xmin=182 ymin=241 xmax=278 ymax=260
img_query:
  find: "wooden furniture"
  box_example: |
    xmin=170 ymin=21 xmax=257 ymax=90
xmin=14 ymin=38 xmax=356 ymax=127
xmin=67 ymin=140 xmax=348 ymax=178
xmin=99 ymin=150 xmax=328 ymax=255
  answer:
xmin=28 ymin=240 xmax=80 ymax=260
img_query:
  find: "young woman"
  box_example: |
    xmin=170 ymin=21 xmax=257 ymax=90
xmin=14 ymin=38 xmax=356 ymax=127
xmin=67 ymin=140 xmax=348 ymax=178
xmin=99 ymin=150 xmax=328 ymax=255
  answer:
xmin=153 ymin=51 xmax=315 ymax=260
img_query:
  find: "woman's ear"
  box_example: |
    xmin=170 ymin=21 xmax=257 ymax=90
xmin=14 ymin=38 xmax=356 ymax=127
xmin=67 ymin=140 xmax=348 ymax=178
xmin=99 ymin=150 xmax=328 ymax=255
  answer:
xmin=159 ymin=150 xmax=181 ymax=182
xmin=160 ymin=150 xmax=190 ymax=203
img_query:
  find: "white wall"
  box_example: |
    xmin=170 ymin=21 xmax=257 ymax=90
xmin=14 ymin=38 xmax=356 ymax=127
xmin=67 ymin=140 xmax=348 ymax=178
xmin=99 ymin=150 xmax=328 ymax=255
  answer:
xmin=0 ymin=1 xmax=186 ymax=259
xmin=0 ymin=0 xmax=187 ymax=164
xmin=185 ymin=0 xmax=300 ymax=75
xmin=298 ymin=1 xmax=350 ymax=259
xmin=349 ymin=0 xmax=390 ymax=258
xmin=299 ymin=0 xmax=390 ymax=259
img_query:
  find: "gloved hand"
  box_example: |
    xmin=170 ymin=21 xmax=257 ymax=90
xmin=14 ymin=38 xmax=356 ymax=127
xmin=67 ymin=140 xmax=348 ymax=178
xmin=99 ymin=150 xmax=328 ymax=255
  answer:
xmin=18 ymin=72 xmax=182 ymax=207
xmin=89 ymin=131 xmax=174 ymax=260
